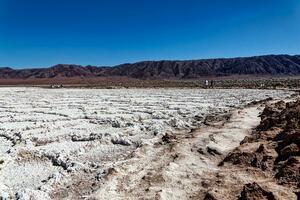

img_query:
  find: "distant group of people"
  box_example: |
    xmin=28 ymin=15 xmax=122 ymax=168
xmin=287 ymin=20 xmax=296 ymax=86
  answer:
xmin=204 ymin=80 xmax=214 ymax=88
xmin=50 ymin=84 xmax=63 ymax=88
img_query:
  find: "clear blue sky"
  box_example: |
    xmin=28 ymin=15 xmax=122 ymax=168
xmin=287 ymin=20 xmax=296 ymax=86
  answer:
xmin=0 ymin=0 xmax=299 ymax=68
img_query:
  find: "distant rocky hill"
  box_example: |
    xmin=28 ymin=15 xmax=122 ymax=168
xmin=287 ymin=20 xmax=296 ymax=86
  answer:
xmin=1 ymin=54 xmax=300 ymax=79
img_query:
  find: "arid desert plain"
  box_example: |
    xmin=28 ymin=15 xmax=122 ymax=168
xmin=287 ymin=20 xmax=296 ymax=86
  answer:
xmin=0 ymin=88 xmax=298 ymax=199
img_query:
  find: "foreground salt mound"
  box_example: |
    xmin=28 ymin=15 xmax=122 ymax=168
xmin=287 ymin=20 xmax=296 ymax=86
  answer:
xmin=89 ymin=98 xmax=272 ymax=199
xmin=0 ymin=88 xmax=294 ymax=199
xmin=90 ymin=96 xmax=299 ymax=200
xmin=16 ymin=189 xmax=51 ymax=200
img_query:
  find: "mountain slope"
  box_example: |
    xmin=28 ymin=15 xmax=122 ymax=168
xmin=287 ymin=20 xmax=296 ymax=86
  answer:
xmin=1 ymin=54 xmax=300 ymax=79
xmin=109 ymin=54 xmax=300 ymax=78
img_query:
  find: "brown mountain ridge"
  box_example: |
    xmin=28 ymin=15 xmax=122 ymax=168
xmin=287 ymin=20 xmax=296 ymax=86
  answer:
xmin=1 ymin=54 xmax=300 ymax=80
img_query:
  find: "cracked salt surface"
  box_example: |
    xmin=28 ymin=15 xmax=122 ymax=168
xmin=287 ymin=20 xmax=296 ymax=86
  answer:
xmin=0 ymin=88 xmax=293 ymax=199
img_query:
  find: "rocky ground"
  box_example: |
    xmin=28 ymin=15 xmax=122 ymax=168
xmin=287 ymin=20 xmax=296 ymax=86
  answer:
xmin=215 ymin=98 xmax=300 ymax=199
xmin=0 ymin=88 xmax=297 ymax=199
xmin=90 ymin=96 xmax=300 ymax=200
xmin=89 ymin=102 xmax=263 ymax=199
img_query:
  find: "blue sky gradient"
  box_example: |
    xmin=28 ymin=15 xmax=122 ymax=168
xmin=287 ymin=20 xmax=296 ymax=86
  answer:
xmin=0 ymin=0 xmax=300 ymax=68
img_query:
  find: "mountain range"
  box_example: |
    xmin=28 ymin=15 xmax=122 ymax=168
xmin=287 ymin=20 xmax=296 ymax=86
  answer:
xmin=1 ymin=54 xmax=300 ymax=80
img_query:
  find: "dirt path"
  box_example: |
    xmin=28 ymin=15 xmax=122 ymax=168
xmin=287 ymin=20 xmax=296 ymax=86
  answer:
xmin=89 ymin=105 xmax=264 ymax=200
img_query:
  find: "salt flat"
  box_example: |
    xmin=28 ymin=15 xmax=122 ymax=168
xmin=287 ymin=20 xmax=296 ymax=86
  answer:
xmin=0 ymin=88 xmax=293 ymax=199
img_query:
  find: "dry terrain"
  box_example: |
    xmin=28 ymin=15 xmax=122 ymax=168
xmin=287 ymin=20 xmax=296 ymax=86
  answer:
xmin=0 ymin=76 xmax=300 ymax=89
xmin=0 ymin=88 xmax=296 ymax=199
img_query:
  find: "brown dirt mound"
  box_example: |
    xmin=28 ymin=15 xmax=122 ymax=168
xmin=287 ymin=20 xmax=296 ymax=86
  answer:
xmin=219 ymin=143 xmax=276 ymax=171
xmin=275 ymin=156 xmax=300 ymax=187
xmin=221 ymin=98 xmax=300 ymax=189
xmin=238 ymin=182 xmax=276 ymax=200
